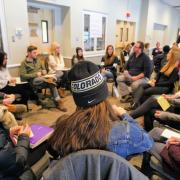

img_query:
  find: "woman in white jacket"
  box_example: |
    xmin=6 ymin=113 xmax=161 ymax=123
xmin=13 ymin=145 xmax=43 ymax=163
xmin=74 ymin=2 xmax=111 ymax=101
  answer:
xmin=48 ymin=42 xmax=68 ymax=97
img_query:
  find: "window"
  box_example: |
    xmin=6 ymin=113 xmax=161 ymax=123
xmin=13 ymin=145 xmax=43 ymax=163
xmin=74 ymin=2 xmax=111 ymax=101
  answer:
xmin=41 ymin=20 xmax=48 ymax=43
xmin=83 ymin=11 xmax=107 ymax=52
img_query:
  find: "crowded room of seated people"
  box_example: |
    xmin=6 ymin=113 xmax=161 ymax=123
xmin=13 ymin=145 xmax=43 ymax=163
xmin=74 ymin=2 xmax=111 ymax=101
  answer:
xmin=0 ymin=0 xmax=180 ymax=179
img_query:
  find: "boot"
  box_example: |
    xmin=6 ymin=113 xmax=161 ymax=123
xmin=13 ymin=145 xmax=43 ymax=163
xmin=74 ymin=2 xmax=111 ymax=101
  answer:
xmin=57 ymin=99 xmax=67 ymax=112
xmin=58 ymin=88 xmax=66 ymax=98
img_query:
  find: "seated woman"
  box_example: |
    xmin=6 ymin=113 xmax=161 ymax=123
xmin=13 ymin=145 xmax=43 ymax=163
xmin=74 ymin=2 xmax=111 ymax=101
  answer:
xmin=0 ymin=122 xmax=35 ymax=179
xmin=48 ymin=42 xmax=68 ymax=97
xmin=71 ymin=47 xmax=84 ymax=66
xmin=48 ymin=61 xmax=153 ymax=159
xmin=149 ymin=127 xmax=180 ymax=179
xmin=130 ymin=91 xmax=180 ymax=131
xmin=130 ymin=45 xmax=180 ymax=109
xmin=0 ymin=51 xmax=31 ymax=105
xmin=100 ymin=45 xmax=119 ymax=86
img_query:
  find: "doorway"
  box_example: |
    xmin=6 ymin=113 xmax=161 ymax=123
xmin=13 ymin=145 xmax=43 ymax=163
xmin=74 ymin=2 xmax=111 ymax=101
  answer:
xmin=115 ymin=20 xmax=136 ymax=54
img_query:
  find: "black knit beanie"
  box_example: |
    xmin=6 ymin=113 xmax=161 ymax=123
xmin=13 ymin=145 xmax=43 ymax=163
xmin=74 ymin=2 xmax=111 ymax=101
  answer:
xmin=68 ymin=61 xmax=108 ymax=107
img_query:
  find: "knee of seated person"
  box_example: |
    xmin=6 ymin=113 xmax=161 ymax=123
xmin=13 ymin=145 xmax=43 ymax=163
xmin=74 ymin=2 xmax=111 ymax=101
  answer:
xmin=131 ymin=81 xmax=140 ymax=91
xmin=117 ymin=75 xmax=125 ymax=82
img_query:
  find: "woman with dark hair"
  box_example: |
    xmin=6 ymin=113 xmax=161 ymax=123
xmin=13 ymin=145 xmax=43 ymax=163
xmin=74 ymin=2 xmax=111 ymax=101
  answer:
xmin=101 ymin=45 xmax=119 ymax=86
xmin=48 ymin=61 xmax=153 ymax=159
xmin=71 ymin=47 xmax=85 ymax=66
xmin=0 ymin=51 xmax=30 ymax=105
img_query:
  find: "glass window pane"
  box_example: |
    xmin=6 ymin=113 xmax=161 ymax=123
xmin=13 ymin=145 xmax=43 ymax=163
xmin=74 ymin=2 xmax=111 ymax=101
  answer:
xmin=41 ymin=20 xmax=48 ymax=43
xmin=84 ymin=14 xmax=94 ymax=51
xmin=97 ymin=17 xmax=106 ymax=51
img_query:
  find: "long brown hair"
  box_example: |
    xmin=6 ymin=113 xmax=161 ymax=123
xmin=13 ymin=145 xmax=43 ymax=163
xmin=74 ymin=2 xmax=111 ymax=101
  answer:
xmin=161 ymin=46 xmax=180 ymax=76
xmin=104 ymin=45 xmax=116 ymax=65
xmin=48 ymin=99 xmax=119 ymax=157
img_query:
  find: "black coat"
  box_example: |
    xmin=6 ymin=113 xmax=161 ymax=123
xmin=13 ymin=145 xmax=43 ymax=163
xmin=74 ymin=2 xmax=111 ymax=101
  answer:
xmin=0 ymin=123 xmax=34 ymax=180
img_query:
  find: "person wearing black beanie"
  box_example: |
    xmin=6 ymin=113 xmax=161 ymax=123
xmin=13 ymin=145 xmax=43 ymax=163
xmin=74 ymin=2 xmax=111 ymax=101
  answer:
xmin=48 ymin=61 xmax=153 ymax=159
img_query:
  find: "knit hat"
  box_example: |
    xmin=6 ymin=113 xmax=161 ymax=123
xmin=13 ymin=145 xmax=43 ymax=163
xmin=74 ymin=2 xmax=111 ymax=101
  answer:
xmin=68 ymin=61 xmax=108 ymax=107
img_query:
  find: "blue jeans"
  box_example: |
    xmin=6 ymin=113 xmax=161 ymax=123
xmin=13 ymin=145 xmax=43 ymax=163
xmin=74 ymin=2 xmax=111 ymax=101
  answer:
xmin=33 ymin=77 xmax=60 ymax=101
xmin=102 ymin=70 xmax=114 ymax=81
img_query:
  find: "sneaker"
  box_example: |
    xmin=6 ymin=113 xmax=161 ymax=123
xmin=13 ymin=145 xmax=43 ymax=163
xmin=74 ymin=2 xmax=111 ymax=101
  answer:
xmin=120 ymin=95 xmax=133 ymax=103
xmin=124 ymin=102 xmax=138 ymax=111
xmin=58 ymin=88 xmax=66 ymax=98
xmin=57 ymin=99 xmax=67 ymax=112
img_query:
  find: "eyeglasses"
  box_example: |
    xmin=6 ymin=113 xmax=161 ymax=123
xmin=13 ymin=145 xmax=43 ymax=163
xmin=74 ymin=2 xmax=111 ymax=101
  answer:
xmin=134 ymin=46 xmax=141 ymax=49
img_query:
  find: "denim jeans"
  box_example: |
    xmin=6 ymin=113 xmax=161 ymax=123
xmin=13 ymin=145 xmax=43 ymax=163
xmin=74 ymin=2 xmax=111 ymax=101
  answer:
xmin=33 ymin=77 xmax=60 ymax=101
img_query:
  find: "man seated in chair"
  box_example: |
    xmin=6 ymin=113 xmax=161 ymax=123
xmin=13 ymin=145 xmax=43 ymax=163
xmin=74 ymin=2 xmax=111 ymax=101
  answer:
xmin=20 ymin=45 xmax=67 ymax=112
xmin=117 ymin=41 xmax=152 ymax=103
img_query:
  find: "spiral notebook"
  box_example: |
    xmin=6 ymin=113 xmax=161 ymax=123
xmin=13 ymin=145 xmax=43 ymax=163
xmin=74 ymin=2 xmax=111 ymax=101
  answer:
xmin=30 ymin=124 xmax=54 ymax=149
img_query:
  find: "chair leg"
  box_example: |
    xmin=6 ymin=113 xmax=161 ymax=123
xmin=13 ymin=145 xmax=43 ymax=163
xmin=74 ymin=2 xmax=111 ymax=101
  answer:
xmin=141 ymin=152 xmax=153 ymax=178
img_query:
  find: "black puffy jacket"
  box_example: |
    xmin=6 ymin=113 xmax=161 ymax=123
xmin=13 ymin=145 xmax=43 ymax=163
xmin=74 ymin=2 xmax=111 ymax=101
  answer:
xmin=0 ymin=123 xmax=34 ymax=180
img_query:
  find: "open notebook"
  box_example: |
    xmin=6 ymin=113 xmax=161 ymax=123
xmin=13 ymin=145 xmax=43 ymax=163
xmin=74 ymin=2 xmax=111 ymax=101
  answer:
xmin=161 ymin=128 xmax=180 ymax=139
xmin=30 ymin=124 xmax=54 ymax=149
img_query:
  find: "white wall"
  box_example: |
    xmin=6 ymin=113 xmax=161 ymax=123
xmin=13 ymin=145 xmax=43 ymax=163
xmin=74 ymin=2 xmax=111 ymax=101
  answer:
xmin=1 ymin=0 xmax=142 ymax=66
xmin=3 ymin=0 xmax=29 ymax=66
xmin=1 ymin=0 xmax=180 ymax=68
xmin=145 ymin=0 xmax=180 ymax=47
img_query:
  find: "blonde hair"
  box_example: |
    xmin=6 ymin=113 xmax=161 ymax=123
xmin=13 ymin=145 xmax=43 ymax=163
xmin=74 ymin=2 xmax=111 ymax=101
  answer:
xmin=50 ymin=42 xmax=60 ymax=56
xmin=161 ymin=46 xmax=180 ymax=76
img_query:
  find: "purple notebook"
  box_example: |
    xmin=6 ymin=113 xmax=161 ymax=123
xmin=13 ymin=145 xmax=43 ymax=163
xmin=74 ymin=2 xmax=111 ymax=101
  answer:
xmin=30 ymin=124 xmax=54 ymax=149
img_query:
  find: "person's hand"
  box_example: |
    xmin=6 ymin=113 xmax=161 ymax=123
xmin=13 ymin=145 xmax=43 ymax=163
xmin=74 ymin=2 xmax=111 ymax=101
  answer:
xmin=166 ymin=137 xmax=180 ymax=148
xmin=10 ymin=78 xmax=16 ymax=84
xmin=148 ymin=79 xmax=156 ymax=87
xmin=8 ymin=79 xmax=16 ymax=86
xmin=101 ymin=68 xmax=107 ymax=74
xmin=162 ymin=94 xmax=175 ymax=100
xmin=10 ymin=126 xmax=22 ymax=136
xmin=112 ymin=105 xmax=126 ymax=117
xmin=154 ymin=110 xmax=162 ymax=118
xmin=42 ymin=69 xmax=47 ymax=75
xmin=131 ymin=76 xmax=137 ymax=81
xmin=3 ymin=94 xmax=15 ymax=105
xmin=37 ymin=71 xmax=42 ymax=77
xmin=19 ymin=124 xmax=31 ymax=137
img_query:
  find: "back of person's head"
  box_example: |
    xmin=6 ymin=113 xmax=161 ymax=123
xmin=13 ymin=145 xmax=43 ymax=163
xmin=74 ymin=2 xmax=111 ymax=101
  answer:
xmin=161 ymin=45 xmax=180 ymax=76
xmin=0 ymin=51 xmax=7 ymax=69
xmin=163 ymin=45 xmax=170 ymax=54
xmin=124 ymin=44 xmax=131 ymax=51
xmin=49 ymin=61 xmax=119 ymax=157
xmin=131 ymin=42 xmax=135 ymax=47
xmin=176 ymin=35 xmax=180 ymax=44
xmin=27 ymin=45 xmax=37 ymax=53
xmin=144 ymin=43 xmax=150 ymax=49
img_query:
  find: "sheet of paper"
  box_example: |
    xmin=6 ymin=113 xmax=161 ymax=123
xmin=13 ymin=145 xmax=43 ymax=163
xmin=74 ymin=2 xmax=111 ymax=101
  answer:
xmin=156 ymin=96 xmax=170 ymax=111
xmin=161 ymin=129 xmax=180 ymax=139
